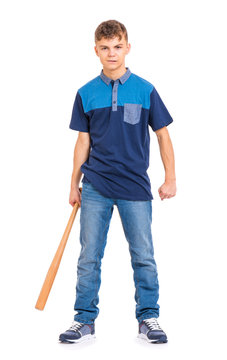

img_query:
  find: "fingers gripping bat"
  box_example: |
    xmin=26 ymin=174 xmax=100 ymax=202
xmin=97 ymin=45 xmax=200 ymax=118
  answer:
xmin=35 ymin=188 xmax=82 ymax=310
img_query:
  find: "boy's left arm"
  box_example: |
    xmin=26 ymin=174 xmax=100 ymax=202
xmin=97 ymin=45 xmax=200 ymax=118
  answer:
xmin=155 ymin=126 xmax=177 ymax=200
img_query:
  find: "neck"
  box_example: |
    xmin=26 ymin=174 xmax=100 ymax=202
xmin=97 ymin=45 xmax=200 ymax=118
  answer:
xmin=102 ymin=65 xmax=127 ymax=81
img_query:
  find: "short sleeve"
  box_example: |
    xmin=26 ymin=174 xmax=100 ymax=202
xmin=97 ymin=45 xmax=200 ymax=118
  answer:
xmin=69 ymin=91 xmax=89 ymax=132
xmin=148 ymin=87 xmax=173 ymax=131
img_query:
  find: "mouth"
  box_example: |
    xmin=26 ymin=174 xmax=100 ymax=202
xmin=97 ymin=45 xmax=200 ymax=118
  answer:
xmin=107 ymin=60 xmax=117 ymax=63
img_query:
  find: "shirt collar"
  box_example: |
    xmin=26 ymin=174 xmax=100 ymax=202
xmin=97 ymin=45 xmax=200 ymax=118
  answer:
xmin=100 ymin=67 xmax=131 ymax=85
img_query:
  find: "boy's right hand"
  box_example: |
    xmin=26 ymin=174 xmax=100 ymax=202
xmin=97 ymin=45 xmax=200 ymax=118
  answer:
xmin=69 ymin=187 xmax=81 ymax=208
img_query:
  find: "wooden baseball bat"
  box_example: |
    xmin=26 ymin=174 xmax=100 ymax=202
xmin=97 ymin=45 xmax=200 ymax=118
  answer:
xmin=35 ymin=188 xmax=82 ymax=311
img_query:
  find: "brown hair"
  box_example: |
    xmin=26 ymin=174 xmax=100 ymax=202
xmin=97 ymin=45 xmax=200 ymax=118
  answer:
xmin=95 ymin=20 xmax=128 ymax=44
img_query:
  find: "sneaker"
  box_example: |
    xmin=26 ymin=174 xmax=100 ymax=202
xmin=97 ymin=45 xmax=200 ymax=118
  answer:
xmin=59 ymin=320 xmax=95 ymax=344
xmin=138 ymin=317 xmax=168 ymax=344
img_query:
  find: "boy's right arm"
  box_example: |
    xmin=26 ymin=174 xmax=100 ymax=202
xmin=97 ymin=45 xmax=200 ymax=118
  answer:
xmin=69 ymin=131 xmax=91 ymax=207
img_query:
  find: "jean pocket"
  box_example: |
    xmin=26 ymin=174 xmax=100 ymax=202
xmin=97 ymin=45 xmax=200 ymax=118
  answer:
xmin=123 ymin=103 xmax=142 ymax=125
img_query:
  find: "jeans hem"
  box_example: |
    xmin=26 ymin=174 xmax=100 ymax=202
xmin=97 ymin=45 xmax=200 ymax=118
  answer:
xmin=137 ymin=313 xmax=159 ymax=323
xmin=74 ymin=316 xmax=95 ymax=325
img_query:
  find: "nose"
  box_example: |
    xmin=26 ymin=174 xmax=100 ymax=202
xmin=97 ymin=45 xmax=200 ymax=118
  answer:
xmin=108 ymin=49 xmax=116 ymax=56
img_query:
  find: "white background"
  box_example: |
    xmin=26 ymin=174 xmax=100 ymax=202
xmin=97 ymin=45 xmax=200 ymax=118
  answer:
xmin=0 ymin=0 xmax=226 ymax=358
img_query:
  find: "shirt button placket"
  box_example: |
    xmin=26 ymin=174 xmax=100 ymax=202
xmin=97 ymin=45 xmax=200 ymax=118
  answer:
xmin=112 ymin=79 xmax=119 ymax=111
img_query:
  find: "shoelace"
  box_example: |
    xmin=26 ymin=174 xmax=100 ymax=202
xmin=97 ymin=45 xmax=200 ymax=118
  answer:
xmin=69 ymin=321 xmax=84 ymax=332
xmin=144 ymin=318 xmax=162 ymax=331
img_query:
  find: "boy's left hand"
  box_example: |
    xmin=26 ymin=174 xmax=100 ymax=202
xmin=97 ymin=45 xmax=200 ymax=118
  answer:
xmin=158 ymin=180 xmax=177 ymax=200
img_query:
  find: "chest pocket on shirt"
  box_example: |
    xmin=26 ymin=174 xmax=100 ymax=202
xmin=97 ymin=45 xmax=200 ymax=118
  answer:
xmin=123 ymin=103 xmax=142 ymax=125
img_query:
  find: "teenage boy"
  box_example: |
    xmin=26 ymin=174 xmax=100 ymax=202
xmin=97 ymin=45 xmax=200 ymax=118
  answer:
xmin=59 ymin=19 xmax=176 ymax=344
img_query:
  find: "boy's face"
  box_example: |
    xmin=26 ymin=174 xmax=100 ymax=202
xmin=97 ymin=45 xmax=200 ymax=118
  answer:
xmin=94 ymin=35 xmax=131 ymax=71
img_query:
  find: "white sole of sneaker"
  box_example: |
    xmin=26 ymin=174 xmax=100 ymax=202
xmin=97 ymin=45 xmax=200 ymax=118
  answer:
xmin=60 ymin=334 xmax=96 ymax=344
xmin=137 ymin=333 xmax=167 ymax=343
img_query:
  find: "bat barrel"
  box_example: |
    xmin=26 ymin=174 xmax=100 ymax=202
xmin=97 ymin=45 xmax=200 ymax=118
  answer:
xmin=35 ymin=188 xmax=82 ymax=310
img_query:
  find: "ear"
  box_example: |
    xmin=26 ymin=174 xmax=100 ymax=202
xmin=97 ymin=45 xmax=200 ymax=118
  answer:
xmin=126 ymin=43 xmax=131 ymax=55
xmin=94 ymin=45 xmax=99 ymax=57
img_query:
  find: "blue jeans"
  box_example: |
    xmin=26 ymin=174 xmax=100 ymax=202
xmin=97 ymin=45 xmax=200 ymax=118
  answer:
xmin=74 ymin=182 xmax=160 ymax=324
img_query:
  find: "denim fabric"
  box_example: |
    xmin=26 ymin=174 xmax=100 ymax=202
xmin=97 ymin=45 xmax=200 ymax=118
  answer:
xmin=73 ymin=182 xmax=160 ymax=324
xmin=123 ymin=103 xmax=142 ymax=124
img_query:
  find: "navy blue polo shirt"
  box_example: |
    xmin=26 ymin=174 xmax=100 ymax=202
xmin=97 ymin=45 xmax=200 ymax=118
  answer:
xmin=69 ymin=67 xmax=173 ymax=200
